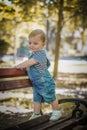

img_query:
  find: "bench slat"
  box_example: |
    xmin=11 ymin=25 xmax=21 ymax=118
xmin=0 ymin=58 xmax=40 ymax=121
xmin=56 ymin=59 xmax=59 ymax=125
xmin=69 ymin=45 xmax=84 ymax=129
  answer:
xmin=3 ymin=113 xmax=87 ymax=130
xmin=0 ymin=68 xmax=32 ymax=91
xmin=0 ymin=79 xmax=32 ymax=91
xmin=4 ymin=115 xmax=50 ymax=130
xmin=0 ymin=68 xmax=27 ymax=77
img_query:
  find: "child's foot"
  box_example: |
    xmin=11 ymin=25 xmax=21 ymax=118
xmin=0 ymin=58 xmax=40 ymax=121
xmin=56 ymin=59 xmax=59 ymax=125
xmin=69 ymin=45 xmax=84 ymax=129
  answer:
xmin=29 ymin=113 xmax=42 ymax=120
xmin=50 ymin=110 xmax=62 ymax=121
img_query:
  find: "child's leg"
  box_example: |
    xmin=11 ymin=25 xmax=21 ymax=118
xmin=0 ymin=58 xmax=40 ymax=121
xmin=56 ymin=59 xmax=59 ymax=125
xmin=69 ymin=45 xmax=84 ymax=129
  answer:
xmin=34 ymin=102 xmax=41 ymax=114
xmin=50 ymin=99 xmax=62 ymax=121
xmin=50 ymin=99 xmax=58 ymax=110
xmin=29 ymin=102 xmax=42 ymax=120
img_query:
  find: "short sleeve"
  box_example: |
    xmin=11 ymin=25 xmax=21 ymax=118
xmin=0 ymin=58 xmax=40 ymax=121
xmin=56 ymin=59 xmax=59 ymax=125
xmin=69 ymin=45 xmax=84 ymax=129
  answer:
xmin=32 ymin=51 xmax=47 ymax=63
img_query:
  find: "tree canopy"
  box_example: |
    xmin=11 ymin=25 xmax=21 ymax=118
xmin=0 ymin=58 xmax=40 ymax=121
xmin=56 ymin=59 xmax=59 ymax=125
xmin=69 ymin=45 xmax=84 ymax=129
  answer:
xmin=0 ymin=0 xmax=87 ymax=77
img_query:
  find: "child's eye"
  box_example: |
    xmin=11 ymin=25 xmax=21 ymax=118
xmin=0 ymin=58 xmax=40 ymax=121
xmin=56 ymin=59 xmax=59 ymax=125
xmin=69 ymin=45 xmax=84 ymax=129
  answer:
xmin=29 ymin=42 xmax=31 ymax=44
xmin=34 ymin=42 xmax=38 ymax=45
xmin=29 ymin=42 xmax=38 ymax=45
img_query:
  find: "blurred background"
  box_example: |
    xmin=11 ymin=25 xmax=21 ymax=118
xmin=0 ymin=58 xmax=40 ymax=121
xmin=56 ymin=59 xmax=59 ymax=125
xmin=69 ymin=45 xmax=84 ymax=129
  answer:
xmin=0 ymin=0 xmax=87 ymax=129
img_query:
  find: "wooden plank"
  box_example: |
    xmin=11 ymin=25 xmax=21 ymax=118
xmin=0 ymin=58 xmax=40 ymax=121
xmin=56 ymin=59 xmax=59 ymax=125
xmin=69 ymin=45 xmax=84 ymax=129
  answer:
xmin=0 ymin=68 xmax=27 ymax=78
xmin=2 ymin=111 xmax=87 ymax=130
xmin=49 ymin=113 xmax=87 ymax=130
xmin=4 ymin=115 xmax=50 ymax=130
xmin=29 ymin=116 xmax=72 ymax=130
xmin=0 ymin=79 xmax=32 ymax=91
xmin=30 ymin=113 xmax=87 ymax=130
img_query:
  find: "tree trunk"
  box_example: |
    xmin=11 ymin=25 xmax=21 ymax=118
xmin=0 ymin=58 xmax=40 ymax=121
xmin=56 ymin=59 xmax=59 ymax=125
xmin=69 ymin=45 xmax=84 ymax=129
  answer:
xmin=53 ymin=0 xmax=64 ymax=79
xmin=46 ymin=19 xmax=49 ymax=50
xmin=81 ymin=28 xmax=85 ymax=56
xmin=13 ymin=27 xmax=17 ymax=64
xmin=81 ymin=16 xmax=86 ymax=56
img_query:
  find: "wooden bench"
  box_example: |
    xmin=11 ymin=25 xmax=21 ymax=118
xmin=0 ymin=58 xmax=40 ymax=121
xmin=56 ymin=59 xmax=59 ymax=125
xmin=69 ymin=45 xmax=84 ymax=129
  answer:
xmin=0 ymin=68 xmax=32 ymax=91
xmin=0 ymin=68 xmax=87 ymax=130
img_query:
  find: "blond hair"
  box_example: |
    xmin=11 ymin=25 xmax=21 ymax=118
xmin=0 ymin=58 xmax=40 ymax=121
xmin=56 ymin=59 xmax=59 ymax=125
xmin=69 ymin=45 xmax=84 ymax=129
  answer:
xmin=29 ymin=29 xmax=46 ymax=42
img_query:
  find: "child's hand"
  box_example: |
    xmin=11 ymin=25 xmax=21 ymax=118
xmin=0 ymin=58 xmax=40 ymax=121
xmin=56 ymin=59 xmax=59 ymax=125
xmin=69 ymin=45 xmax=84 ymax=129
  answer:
xmin=15 ymin=66 xmax=24 ymax=70
xmin=12 ymin=65 xmax=24 ymax=70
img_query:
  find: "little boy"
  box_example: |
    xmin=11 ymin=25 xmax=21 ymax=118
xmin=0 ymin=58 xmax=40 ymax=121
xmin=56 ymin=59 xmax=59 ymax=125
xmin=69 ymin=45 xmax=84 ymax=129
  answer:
xmin=15 ymin=29 xmax=62 ymax=121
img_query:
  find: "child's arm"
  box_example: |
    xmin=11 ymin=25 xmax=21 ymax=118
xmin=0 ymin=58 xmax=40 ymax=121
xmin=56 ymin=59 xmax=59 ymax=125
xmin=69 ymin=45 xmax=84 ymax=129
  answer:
xmin=15 ymin=58 xmax=37 ymax=69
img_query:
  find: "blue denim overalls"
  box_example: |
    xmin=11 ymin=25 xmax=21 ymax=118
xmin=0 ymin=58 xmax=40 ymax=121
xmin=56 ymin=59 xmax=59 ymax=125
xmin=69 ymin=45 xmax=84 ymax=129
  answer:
xmin=26 ymin=50 xmax=56 ymax=103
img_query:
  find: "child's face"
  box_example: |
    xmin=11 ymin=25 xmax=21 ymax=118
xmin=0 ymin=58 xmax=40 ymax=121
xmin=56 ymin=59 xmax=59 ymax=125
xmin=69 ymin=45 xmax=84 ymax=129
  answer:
xmin=28 ymin=35 xmax=45 ymax=52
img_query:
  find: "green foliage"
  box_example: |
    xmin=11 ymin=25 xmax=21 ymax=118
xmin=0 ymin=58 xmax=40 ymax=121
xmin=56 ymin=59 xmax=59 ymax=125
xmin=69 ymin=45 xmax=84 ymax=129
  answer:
xmin=0 ymin=1 xmax=15 ymax=21
xmin=0 ymin=0 xmax=87 ymax=57
xmin=63 ymin=0 xmax=87 ymax=28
